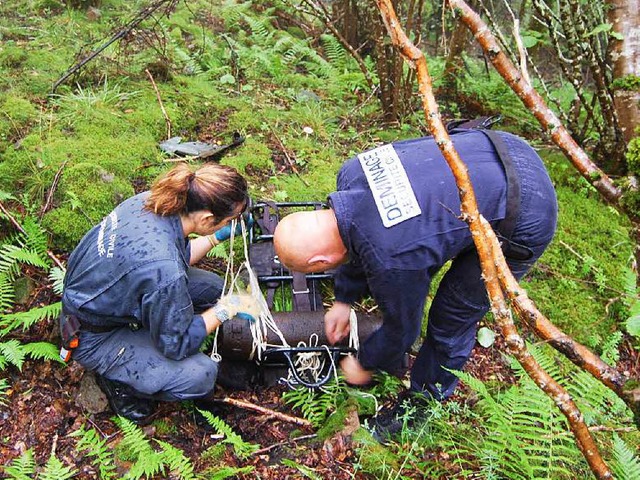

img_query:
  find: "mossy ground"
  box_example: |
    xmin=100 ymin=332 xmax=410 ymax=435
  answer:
xmin=1 ymin=0 xmax=638 ymax=477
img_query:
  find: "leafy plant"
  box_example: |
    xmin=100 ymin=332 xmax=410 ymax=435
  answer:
xmin=2 ymin=449 xmax=76 ymax=480
xmin=71 ymin=425 xmax=118 ymax=479
xmin=611 ymin=433 xmax=640 ymax=480
xmin=196 ymin=409 xmax=260 ymax=459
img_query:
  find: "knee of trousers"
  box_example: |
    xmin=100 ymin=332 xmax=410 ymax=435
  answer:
xmin=182 ymin=358 xmax=219 ymax=397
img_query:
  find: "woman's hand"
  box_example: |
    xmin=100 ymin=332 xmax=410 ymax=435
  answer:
xmin=324 ymin=301 xmax=352 ymax=344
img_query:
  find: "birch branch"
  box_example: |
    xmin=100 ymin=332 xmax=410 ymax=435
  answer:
xmin=375 ymin=1 xmax=612 ymax=477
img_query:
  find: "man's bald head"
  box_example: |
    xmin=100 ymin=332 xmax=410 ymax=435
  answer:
xmin=274 ymin=209 xmax=347 ymax=273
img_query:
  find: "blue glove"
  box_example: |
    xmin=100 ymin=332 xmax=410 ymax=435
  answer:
xmin=235 ymin=312 xmax=256 ymax=323
xmin=214 ymin=213 xmax=254 ymax=242
xmin=216 ymin=293 xmax=259 ymax=324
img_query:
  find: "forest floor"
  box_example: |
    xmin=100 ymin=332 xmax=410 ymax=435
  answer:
xmin=3 ymin=265 xmax=639 ymax=479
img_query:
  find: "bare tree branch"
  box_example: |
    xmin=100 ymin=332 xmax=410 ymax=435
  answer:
xmin=376 ymin=0 xmax=613 ymax=477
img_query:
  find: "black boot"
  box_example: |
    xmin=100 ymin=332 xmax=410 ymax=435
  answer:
xmin=370 ymin=390 xmax=429 ymax=443
xmin=95 ymin=374 xmax=156 ymax=425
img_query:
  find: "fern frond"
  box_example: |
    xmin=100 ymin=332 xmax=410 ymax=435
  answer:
xmin=38 ymin=454 xmax=77 ymax=480
xmin=242 ymin=14 xmax=274 ymax=44
xmin=321 ymin=34 xmax=347 ymax=70
xmin=0 ymin=274 xmax=15 ymax=314
xmin=22 ymin=341 xmax=61 ymax=363
xmin=197 ymin=409 xmax=259 ymax=459
xmin=114 ymin=416 xmax=156 ymax=456
xmin=0 ymin=245 xmax=49 ymax=273
xmin=611 ymin=433 xmax=640 ymax=480
xmin=17 ymin=216 xmax=50 ymax=264
xmin=0 ymin=301 xmax=62 ymax=335
xmin=601 ymin=331 xmax=623 ymax=365
xmin=0 ymin=377 xmax=9 ymax=406
xmin=71 ymin=425 xmax=118 ymax=479
xmin=0 ymin=339 xmax=27 ymax=370
xmin=2 ymin=448 xmax=36 ymax=479
xmin=206 ymin=465 xmax=255 ymax=480
xmin=49 ymin=267 xmax=66 ymax=296
xmin=156 ymin=440 xmax=197 ymax=480
xmin=127 ymin=451 xmax=165 ymax=479
xmin=114 ymin=416 xmax=166 ymax=479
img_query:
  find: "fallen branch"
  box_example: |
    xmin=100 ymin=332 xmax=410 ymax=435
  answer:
xmin=145 ymin=69 xmax=171 ymax=139
xmin=0 ymin=200 xmax=65 ymax=271
xmin=51 ymin=0 xmax=178 ymax=93
xmin=253 ymin=433 xmax=317 ymax=455
xmin=376 ymin=0 xmax=612 ymax=477
xmin=215 ymin=396 xmax=312 ymax=427
xmin=269 ymin=127 xmax=310 ymax=187
xmin=40 ymin=160 xmax=67 ymax=220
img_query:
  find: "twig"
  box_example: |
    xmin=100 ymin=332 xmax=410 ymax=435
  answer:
xmin=145 ymin=69 xmax=171 ymax=139
xmin=40 ymin=160 xmax=68 ymax=220
xmin=215 ymin=396 xmax=312 ymax=427
xmin=51 ymin=0 xmax=177 ymax=93
xmin=0 ymin=200 xmax=65 ymax=271
xmin=253 ymin=433 xmax=317 ymax=455
xmin=269 ymin=127 xmax=310 ymax=187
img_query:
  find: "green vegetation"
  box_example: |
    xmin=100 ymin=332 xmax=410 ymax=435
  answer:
xmin=1 ymin=0 xmax=639 ymax=478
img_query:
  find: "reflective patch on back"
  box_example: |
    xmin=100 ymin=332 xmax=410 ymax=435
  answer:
xmin=358 ymin=144 xmax=421 ymax=228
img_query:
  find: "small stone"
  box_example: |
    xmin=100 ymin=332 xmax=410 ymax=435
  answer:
xmin=75 ymin=372 xmax=108 ymax=414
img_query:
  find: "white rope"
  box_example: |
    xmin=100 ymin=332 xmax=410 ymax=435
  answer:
xmin=209 ymin=216 xmax=362 ymax=389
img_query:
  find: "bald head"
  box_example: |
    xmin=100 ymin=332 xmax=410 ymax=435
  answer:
xmin=274 ymin=209 xmax=347 ymax=273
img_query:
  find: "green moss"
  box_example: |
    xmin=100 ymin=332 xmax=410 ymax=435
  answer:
xmin=42 ymin=162 xmax=134 ymax=250
xmin=224 ymin=136 xmax=273 ymax=173
xmin=0 ymin=92 xmax=39 ymax=144
xmin=0 ymin=41 xmax=28 ymax=68
xmin=625 ymin=128 xmax=640 ymax=176
xmin=520 ymin=162 xmax=632 ymax=343
xmin=611 ymin=75 xmax=640 ymax=92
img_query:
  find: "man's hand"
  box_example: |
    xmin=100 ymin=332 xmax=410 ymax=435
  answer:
xmin=340 ymin=355 xmax=373 ymax=385
xmin=325 ymin=301 xmax=352 ymax=344
xmin=214 ymin=213 xmax=254 ymax=243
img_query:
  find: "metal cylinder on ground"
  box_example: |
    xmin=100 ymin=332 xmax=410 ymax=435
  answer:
xmin=219 ymin=310 xmax=383 ymax=361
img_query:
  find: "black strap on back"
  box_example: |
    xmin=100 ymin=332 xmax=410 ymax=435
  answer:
xmin=446 ymin=117 xmax=533 ymax=260
xmin=480 ymin=129 xmax=520 ymax=240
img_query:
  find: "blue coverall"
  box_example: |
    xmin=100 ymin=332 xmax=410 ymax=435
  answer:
xmin=62 ymin=193 xmax=222 ymax=401
xmin=328 ymin=130 xmax=557 ymax=399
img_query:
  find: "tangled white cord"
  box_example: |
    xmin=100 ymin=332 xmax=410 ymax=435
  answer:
xmin=209 ymin=216 xmax=361 ymax=389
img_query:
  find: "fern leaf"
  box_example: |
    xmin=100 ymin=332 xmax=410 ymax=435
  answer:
xmin=0 ymin=377 xmax=9 ymax=406
xmin=49 ymin=267 xmax=66 ymax=296
xmin=71 ymin=425 xmax=118 ymax=479
xmin=2 ymin=448 xmax=36 ymax=479
xmin=611 ymin=433 xmax=640 ymax=480
xmin=22 ymin=341 xmax=61 ymax=363
xmin=208 ymin=465 xmax=255 ymax=480
xmin=0 ymin=274 xmax=15 ymax=313
xmin=0 ymin=339 xmax=27 ymax=370
xmin=38 ymin=454 xmax=77 ymax=480
xmin=17 ymin=216 xmax=50 ymax=265
xmin=197 ymin=409 xmax=259 ymax=459
xmin=115 ymin=416 xmax=166 ymax=479
xmin=0 ymin=301 xmax=62 ymax=335
xmin=156 ymin=440 xmax=197 ymax=480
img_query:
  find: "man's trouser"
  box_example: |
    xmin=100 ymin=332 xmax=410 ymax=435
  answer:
xmin=410 ymin=133 xmax=558 ymax=399
xmin=71 ymin=267 xmax=223 ymax=402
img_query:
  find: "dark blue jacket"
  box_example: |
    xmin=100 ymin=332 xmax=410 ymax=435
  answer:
xmin=62 ymin=193 xmax=207 ymax=360
xmin=328 ymin=130 xmax=510 ymax=371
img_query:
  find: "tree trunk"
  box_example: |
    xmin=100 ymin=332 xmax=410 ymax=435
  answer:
xmin=607 ymin=0 xmax=640 ymax=144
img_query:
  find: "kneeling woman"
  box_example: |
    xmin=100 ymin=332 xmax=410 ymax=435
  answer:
xmin=61 ymin=163 xmax=255 ymax=423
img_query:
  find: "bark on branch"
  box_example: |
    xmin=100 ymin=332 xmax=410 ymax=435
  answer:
xmin=446 ymin=0 xmax=622 ymax=207
xmin=376 ymin=0 xmax=612 ymax=477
